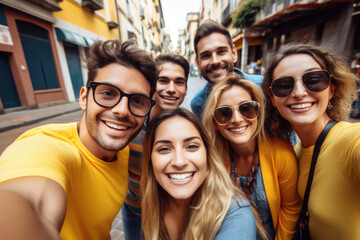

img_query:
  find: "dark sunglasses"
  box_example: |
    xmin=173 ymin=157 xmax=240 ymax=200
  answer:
xmin=270 ymin=70 xmax=332 ymax=97
xmin=214 ymin=101 xmax=260 ymax=125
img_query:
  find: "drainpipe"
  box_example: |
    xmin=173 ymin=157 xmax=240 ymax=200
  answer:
xmin=241 ymin=31 xmax=248 ymax=71
xmin=115 ymin=0 xmax=122 ymax=41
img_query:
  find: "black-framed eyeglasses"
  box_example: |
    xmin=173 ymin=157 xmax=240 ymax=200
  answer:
xmin=214 ymin=100 xmax=260 ymax=125
xmin=270 ymin=70 xmax=332 ymax=97
xmin=89 ymin=81 xmax=155 ymax=117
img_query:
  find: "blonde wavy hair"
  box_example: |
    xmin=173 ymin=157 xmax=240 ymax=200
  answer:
xmin=141 ymin=108 xmax=267 ymax=239
xmin=202 ymin=73 xmax=267 ymax=170
xmin=261 ymin=43 xmax=359 ymax=140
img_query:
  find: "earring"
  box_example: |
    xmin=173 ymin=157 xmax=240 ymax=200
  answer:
xmin=328 ymin=101 xmax=333 ymax=110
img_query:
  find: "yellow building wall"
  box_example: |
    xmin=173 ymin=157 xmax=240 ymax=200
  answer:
xmin=53 ymin=0 xmax=119 ymax=40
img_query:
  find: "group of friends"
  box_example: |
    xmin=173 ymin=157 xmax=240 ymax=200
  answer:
xmin=0 ymin=19 xmax=359 ymax=240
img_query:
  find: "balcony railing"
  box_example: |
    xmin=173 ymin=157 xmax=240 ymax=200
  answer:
xmin=222 ymin=3 xmax=232 ymax=26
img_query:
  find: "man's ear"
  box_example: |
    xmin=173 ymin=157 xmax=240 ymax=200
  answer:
xmin=79 ymin=87 xmax=88 ymax=111
xmin=195 ymin=56 xmax=200 ymax=69
xmin=232 ymin=44 xmax=238 ymax=63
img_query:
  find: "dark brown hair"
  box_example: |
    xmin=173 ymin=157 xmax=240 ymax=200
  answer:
xmin=194 ymin=19 xmax=233 ymax=57
xmin=84 ymin=39 xmax=158 ymax=97
xmin=155 ymin=53 xmax=190 ymax=82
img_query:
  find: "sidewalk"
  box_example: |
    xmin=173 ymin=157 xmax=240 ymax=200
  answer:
xmin=0 ymin=102 xmax=81 ymax=133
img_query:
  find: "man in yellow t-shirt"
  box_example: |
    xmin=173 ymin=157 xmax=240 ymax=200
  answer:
xmin=0 ymin=39 xmax=158 ymax=240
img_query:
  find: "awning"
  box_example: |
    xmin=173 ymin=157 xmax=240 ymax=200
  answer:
xmin=84 ymin=36 xmax=96 ymax=46
xmin=232 ymin=31 xmax=265 ymax=50
xmin=55 ymin=27 xmax=89 ymax=47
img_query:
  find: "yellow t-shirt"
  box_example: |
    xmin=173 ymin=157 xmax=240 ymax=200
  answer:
xmin=297 ymin=121 xmax=360 ymax=239
xmin=0 ymin=123 xmax=129 ymax=240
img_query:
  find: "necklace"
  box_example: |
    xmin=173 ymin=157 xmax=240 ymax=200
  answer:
xmin=230 ymin=144 xmax=259 ymax=199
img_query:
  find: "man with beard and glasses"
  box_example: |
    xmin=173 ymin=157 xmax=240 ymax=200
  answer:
xmin=114 ymin=53 xmax=190 ymax=240
xmin=0 ymin=40 xmax=158 ymax=240
xmin=191 ymin=19 xmax=263 ymax=119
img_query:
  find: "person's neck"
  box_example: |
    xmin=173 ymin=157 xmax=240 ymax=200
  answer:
xmin=230 ymin=139 xmax=257 ymax=176
xmin=292 ymin=115 xmax=332 ymax=148
xmin=149 ymin=105 xmax=162 ymax=121
xmin=164 ymin=198 xmax=190 ymax=240
xmin=77 ymin=120 xmax=117 ymax=162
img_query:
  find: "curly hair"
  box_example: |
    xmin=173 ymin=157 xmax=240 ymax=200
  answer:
xmin=84 ymin=39 xmax=158 ymax=97
xmin=202 ymin=73 xmax=267 ymax=169
xmin=141 ymin=108 xmax=267 ymax=240
xmin=261 ymin=43 xmax=359 ymax=140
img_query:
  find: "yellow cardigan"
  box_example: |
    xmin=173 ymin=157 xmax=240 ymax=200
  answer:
xmin=258 ymin=138 xmax=302 ymax=240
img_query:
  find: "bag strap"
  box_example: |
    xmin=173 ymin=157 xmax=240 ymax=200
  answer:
xmin=298 ymin=120 xmax=338 ymax=224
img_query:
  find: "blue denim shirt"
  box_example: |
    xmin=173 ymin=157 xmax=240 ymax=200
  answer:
xmin=190 ymin=68 xmax=263 ymax=119
xmin=215 ymin=198 xmax=257 ymax=239
xmin=239 ymin=166 xmax=275 ymax=240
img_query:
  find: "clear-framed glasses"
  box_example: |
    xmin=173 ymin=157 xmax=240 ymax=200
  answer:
xmin=214 ymin=100 xmax=260 ymax=125
xmin=270 ymin=70 xmax=332 ymax=97
xmin=89 ymin=81 xmax=155 ymax=117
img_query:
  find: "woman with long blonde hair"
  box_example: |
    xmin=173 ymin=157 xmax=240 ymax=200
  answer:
xmin=203 ymin=74 xmax=301 ymax=239
xmin=141 ymin=108 xmax=267 ymax=239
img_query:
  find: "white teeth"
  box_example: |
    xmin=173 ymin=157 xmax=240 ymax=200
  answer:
xmin=105 ymin=122 xmax=128 ymax=130
xmin=210 ymin=67 xmax=225 ymax=73
xmin=168 ymin=172 xmax=193 ymax=181
xmin=290 ymin=103 xmax=312 ymax=109
xmin=230 ymin=126 xmax=247 ymax=132
xmin=162 ymin=96 xmax=177 ymax=100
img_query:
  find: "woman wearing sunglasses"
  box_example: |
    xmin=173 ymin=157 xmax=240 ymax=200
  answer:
xmin=203 ymin=74 xmax=301 ymax=240
xmin=141 ymin=108 xmax=267 ymax=239
xmin=262 ymin=43 xmax=360 ymax=239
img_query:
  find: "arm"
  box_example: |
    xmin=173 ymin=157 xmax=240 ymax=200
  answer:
xmin=0 ymin=132 xmax=80 ymax=239
xmin=0 ymin=177 xmax=66 ymax=240
xmin=215 ymin=201 xmax=256 ymax=240
xmin=275 ymin=143 xmax=302 ymax=240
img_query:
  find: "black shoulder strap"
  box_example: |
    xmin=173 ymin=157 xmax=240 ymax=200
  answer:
xmin=298 ymin=120 xmax=338 ymax=223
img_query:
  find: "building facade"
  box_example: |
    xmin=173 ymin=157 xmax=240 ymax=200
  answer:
xmin=0 ymin=0 xmax=119 ymax=112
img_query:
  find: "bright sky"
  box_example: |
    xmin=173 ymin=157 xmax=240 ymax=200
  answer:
xmin=161 ymin=0 xmax=202 ymax=51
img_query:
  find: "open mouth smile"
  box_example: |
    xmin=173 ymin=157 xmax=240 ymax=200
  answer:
xmin=167 ymin=172 xmax=194 ymax=182
xmin=104 ymin=121 xmax=129 ymax=130
xmin=229 ymin=126 xmax=247 ymax=133
xmin=289 ymin=103 xmax=313 ymax=109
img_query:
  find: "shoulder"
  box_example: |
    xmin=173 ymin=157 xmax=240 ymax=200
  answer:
xmin=331 ymin=121 xmax=360 ymax=137
xmin=0 ymin=123 xmax=82 ymax=188
xmin=16 ymin=123 xmax=77 ymax=142
xmin=259 ymin=138 xmax=294 ymax=155
xmin=191 ymin=82 xmax=211 ymax=100
xmin=215 ymin=199 xmax=256 ymax=239
xmin=234 ymin=68 xmax=263 ymax=85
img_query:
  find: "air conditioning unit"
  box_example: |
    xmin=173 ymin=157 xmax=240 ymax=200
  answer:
xmin=82 ymin=0 xmax=103 ymax=11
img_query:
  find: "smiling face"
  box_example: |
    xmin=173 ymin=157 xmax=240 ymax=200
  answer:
xmin=151 ymin=116 xmax=207 ymax=201
xmin=271 ymin=54 xmax=334 ymax=131
xmin=79 ymin=63 xmax=150 ymax=160
xmin=195 ymin=33 xmax=238 ymax=85
xmin=153 ymin=62 xmax=187 ymax=110
xmin=216 ymin=86 xmax=258 ymax=147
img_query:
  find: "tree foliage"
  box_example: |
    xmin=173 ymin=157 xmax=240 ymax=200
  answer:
xmin=232 ymin=0 xmax=267 ymax=29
